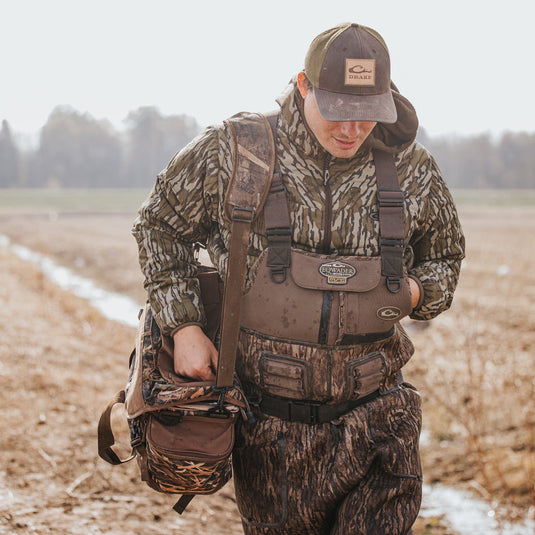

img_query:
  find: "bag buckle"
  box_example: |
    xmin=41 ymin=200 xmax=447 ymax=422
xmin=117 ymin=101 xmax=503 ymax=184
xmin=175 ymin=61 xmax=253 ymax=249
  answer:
xmin=207 ymin=387 xmax=232 ymax=418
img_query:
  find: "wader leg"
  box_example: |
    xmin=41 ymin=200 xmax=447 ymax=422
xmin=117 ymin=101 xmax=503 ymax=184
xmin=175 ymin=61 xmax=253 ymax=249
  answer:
xmin=331 ymin=385 xmax=423 ymax=535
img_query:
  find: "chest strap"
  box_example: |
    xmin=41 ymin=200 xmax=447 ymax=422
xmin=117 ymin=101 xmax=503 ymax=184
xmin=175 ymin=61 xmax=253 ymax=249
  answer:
xmin=263 ymin=146 xmax=405 ymax=293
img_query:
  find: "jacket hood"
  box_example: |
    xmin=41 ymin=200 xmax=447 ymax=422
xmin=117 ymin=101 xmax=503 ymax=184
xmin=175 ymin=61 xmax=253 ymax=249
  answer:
xmin=276 ymin=78 xmax=418 ymax=156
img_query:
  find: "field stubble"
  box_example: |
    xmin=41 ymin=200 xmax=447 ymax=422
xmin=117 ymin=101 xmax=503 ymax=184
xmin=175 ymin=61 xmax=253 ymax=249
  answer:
xmin=0 ymin=203 xmax=533 ymax=533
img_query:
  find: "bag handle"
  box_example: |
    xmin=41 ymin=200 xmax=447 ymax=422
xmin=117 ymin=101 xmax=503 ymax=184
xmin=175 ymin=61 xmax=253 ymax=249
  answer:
xmin=97 ymin=390 xmax=135 ymax=465
xmin=216 ymin=113 xmax=276 ymax=388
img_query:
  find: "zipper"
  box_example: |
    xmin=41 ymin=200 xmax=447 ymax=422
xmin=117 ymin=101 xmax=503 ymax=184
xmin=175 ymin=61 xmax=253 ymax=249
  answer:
xmin=322 ymin=155 xmax=332 ymax=253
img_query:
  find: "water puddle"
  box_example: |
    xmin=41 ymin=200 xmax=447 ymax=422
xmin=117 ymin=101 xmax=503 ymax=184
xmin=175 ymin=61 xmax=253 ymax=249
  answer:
xmin=1 ymin=235 xmax=140 ymax=327
xmin=2 ymin=235 xmax=533 ymax=535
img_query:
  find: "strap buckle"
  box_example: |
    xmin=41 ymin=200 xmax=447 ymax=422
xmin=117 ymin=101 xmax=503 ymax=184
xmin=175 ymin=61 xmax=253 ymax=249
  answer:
xmin=377 ymin=189 xmax=404 ymax=207
xmin=207 ymin=387 xmax=232 ymax=418
xmin=266 ymin=227 xmax=291 ymax=238
xmin=231 ymin=206 xmax=255 ymax=223
xmin=287 ymin=399 xmax=322 ymax=425
xmin=379 ymin=237 xmax=405 ymax=248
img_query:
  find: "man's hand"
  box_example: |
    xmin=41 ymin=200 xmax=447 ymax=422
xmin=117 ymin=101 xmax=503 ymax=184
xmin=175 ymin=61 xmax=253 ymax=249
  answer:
xmin=172 ymin=325 xmax=219 ymax=381
xmin=408 ymin=277 xmax=421 ymax=309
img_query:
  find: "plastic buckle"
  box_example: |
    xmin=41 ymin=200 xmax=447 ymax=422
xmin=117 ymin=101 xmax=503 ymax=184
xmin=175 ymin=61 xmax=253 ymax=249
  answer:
xmin=266 ymin=227 xmax=292 ymax=237
xmin=207 ymin=387 xmax=232 ymax=418
xmin=288 ymin=400 xmax=322 ymax=425
xmin=269 ymin=267 xmax=287 ymax=283
xmin=231 ymin=206 xmax=255 ymax=223
xmin=386 ymin=277 xmax=402 ymax=294
xmin=377 ymin=189 xmax=404 ymax=207
xmin=379 ymin=237 xmax=404 ymax=248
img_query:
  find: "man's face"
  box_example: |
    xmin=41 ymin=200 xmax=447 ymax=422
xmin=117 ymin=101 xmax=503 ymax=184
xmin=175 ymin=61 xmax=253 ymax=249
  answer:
xmin=298 ymin=74 xmax=377 ymax=159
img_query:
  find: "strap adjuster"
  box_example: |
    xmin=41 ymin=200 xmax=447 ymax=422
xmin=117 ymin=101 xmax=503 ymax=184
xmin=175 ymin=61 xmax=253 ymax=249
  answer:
xmin=266 ymin=227 xmax=292 ymax=237
xmin=377 ymin=189 xmax=404 ymax=207
xmin=287 ymin=400 xmax=322 ymax=425
xmin=231 ymin=206 xmax=254 ymax=223
xmin=380 ymin=237 xmax=405 ymax=248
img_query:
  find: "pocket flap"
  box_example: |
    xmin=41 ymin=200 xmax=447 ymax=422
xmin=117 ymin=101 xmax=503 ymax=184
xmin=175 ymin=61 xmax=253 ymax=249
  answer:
xmin=148 ymin=414 xmax=235 ymax=460
xmin=290 ymin=250 xmax=382 ymax=292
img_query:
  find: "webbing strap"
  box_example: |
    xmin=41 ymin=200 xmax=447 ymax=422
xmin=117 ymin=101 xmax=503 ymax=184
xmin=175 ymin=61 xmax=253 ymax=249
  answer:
xmin=261 ymin=147 xmax=404 ymax=292
xmin=173 ymin=495 xmax=195 ymax=515
xmin=263 ymin=112 xmax=293 ymax=283
xmin=216 ymin=114 xmax=276 ymax=387
xmin=216 ymin=216 xmax=253 ymax=387
xmin=373 ymin=150 xmax=405 ymax=292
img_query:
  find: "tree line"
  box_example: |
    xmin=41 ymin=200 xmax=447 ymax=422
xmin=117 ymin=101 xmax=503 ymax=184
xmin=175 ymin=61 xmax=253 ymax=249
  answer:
xmin=0 ymin=106 xmax=201 ymax=189
xmin=1 ymin=107 xmax=534 ymax=189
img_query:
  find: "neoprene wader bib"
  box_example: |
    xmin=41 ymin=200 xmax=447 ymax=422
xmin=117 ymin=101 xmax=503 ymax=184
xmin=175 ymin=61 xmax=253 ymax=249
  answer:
xmin=237 ymin=148 xmax=414 ymax=409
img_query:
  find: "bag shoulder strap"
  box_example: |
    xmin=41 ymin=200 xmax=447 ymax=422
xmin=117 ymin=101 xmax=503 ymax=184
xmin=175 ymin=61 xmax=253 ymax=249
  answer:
xmin=223 ymin=112 xmax=276 ymax=221
xmin=216 ymin=112 xmax=276 ymax=387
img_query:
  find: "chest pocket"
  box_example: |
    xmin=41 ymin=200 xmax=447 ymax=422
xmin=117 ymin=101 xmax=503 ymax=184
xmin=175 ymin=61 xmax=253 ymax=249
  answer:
xmin=241 ymin=249 xmax=412 ymax=345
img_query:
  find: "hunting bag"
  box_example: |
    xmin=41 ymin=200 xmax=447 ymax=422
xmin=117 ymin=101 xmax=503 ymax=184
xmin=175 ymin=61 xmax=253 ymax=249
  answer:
xmin=97 ymin=112 xmax=276 ymax=514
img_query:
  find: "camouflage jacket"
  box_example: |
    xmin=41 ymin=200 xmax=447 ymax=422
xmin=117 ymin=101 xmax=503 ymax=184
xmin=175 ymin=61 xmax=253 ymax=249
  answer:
xmin=132 ymin=81 xmax=465 ymax=337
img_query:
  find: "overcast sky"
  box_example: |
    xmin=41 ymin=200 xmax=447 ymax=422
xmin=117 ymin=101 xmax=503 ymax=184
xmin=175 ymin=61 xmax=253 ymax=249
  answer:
xmin=2 ymin=0 xmax=534 ymax=141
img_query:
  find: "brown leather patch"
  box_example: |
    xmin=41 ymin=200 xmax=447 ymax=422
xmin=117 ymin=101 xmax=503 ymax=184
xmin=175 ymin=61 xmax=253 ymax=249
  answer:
xmin=345 ymin=58 xmax=376 ymax=86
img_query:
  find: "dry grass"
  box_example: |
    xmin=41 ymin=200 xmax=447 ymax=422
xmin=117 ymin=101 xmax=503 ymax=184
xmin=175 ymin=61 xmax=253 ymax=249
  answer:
xmin=1 ymin=204 xmax=534 ymax=532
xmin=404 ymin=208 xmax=535 ymax=524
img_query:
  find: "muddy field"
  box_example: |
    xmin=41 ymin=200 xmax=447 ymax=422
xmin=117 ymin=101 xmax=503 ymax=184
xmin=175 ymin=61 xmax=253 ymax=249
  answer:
xmin=0 ymin=205 xmax=534 ymax=534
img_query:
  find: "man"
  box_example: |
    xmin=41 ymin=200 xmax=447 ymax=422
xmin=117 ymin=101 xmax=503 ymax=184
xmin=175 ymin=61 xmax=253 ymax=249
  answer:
xmin=133 ymin=22 xmax=465 ymax=534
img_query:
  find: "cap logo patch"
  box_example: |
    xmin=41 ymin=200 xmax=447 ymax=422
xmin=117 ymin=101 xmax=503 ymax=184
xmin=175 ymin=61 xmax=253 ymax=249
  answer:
xmin=345 ymin=59 xmax=375 ymax=86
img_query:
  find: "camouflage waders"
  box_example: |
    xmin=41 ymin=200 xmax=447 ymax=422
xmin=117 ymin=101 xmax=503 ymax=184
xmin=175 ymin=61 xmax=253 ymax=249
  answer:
xmin=232 ymin=328 xmax=422 ymax=534
xmin=229 ymin=145 xmax=422 ymax=533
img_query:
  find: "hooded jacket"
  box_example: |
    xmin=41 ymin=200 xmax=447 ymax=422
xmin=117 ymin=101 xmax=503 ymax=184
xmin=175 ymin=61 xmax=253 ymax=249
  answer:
xmin=133 ymin=80 xmax=465 ymax=337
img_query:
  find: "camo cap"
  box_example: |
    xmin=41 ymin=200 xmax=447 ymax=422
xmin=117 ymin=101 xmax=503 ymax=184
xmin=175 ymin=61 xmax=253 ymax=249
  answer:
xmin=304 ymin=23 xmax=397 ymax=123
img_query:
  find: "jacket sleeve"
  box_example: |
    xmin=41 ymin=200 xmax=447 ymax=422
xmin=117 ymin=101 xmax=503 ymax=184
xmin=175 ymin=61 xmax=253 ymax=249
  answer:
xmin=407 ymin=150 xmax=465 ymax=321
xmin=131 ymin=126 xmax=221 ymax=336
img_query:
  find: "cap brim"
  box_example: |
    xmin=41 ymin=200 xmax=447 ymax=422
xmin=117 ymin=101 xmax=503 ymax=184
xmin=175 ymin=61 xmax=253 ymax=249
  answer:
xmin=313 ymin=86 xmax=397 ymax=123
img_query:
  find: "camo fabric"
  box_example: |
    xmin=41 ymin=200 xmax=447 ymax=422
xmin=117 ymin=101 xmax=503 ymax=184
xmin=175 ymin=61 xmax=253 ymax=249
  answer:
xmin=134 ymin=303 xmax=247 ymax=412
xmin=132 ymin=79 xmax=465 ymax=337
xmin=233 ymin=383 xmax=422 ymax=534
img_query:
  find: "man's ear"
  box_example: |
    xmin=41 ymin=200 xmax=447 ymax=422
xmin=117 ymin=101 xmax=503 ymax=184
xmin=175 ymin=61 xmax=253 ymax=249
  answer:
xmin=297 ymin=72 xmax=310 ymax=98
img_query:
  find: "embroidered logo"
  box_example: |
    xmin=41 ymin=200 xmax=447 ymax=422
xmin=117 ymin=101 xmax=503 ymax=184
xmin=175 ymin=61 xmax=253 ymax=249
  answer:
xmin=319 ymin=261 xmax=356 ymax=285
xmin=376 ymin=306 xmax=402 ymax=320
xmin=345 ymin=59 xmax=376 ymax=86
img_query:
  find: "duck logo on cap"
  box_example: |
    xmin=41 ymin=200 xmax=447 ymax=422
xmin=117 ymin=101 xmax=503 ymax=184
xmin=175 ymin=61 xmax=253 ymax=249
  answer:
xmin=345 ymin=59 xmax=376 ymax=86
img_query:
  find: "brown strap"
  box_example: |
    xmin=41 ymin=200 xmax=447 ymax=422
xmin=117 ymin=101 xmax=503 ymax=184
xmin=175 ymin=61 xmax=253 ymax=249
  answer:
xmin=173 ymin=495 xmax=195 ymax=515
xmin=373 ymin=150 xmax=405 ymax=292
xmin=263 ymin=112 xmax=292 ymax=283
xmin=97 ymin=390 xmax=135 ymax=465
xmin=217 ymin=113 xmax=276 ymax=387
xmin=224 ymin=113 xmax=276 ymax=221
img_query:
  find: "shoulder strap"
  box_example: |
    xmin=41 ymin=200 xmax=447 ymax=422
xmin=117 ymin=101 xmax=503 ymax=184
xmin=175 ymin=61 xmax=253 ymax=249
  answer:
xmin=373 ymin=149 xmax=405 ymax=293
xmin=216 ymin=112 xmax=276 ymax=387
xmin=223 ymin=112 xmax=276 ymax=221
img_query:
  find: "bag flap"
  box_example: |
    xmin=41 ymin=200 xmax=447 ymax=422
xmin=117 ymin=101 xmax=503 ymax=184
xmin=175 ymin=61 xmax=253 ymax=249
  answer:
xmin=290 ymin=250 xmax=382 ymax=292
xmin=147 ymin=414 xmax=235 ymax=459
